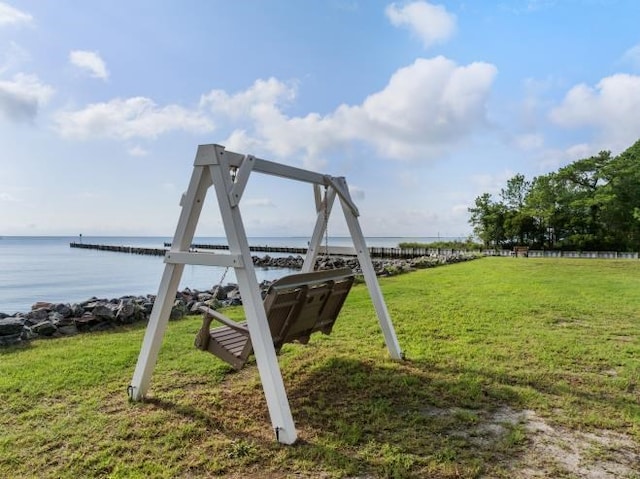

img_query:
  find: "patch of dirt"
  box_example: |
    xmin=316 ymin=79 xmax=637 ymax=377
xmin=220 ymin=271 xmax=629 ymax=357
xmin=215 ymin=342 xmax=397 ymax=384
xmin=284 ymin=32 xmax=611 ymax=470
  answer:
xmin=427 ymin=405 xmax=639 ymax=478
xmin=512 ymin=409 xmax=639 ymax=479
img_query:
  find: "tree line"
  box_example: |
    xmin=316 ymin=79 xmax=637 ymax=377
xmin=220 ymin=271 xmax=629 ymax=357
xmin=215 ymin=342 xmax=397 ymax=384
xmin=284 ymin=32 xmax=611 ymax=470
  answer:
xmin=468 ymin=138 xmax=640 ymax=252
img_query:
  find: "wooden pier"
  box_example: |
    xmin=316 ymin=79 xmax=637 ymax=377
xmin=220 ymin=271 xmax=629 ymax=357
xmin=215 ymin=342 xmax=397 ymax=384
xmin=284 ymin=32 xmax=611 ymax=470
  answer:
xmin=70 ymin=243 xmax=167 ymax=256
xmin=167 ymin=242 xmax=448 ymax=258
xmin=168 ymin=243 xmax=309 ymax=255
xmin=70 ymin=242 xmax=448 ymax=259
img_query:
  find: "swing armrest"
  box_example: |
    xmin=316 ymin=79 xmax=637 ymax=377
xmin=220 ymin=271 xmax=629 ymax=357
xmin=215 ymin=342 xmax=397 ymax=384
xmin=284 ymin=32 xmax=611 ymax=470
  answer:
xmin=194 ymin=311 xmax=213 ymax=351
xmin=197 ymin=305 xmax=249 ymax=334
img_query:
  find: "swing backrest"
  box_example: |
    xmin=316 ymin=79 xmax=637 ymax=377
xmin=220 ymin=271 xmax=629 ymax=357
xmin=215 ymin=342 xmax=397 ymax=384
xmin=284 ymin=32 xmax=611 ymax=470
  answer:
xmin=195 ymin=267 xmax=355 ymax=369
xmin=268 ymin=268 xmax=354 ymax=346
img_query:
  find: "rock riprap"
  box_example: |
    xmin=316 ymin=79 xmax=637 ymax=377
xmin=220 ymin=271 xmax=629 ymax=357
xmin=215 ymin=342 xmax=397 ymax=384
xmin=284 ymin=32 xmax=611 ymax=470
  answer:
xmin=0 ymin=253 xmax=479 ymax=346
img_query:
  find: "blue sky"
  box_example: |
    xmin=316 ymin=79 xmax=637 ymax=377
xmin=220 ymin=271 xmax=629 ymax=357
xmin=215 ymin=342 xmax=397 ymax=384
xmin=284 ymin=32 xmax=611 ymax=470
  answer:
xmin=1 ymin=1 xmax=639 ymax=239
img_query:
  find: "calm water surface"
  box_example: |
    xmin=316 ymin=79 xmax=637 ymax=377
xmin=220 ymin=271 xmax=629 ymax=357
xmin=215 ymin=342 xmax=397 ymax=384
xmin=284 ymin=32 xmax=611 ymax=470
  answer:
xmin=0 ymin=236 xmax=439 ymax=313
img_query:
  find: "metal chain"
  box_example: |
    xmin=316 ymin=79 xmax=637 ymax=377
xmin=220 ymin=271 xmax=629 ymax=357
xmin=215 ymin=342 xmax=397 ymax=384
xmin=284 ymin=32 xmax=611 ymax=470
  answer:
xmin=206 ymin=266 xmax=229 ymax=309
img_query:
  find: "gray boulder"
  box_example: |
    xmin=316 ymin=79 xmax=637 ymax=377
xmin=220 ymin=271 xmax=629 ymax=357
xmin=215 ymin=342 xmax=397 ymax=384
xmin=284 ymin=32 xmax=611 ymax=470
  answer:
xmin=169 ymin=300 xmax=187 ymax=320
xmin=26 ymin=308 xmax=50 ymax=322
xmin=54 ymin=303 xmax=73 ymax=318
xmin=32 ymin=320 xmax=57 ymax=336
xmin=21 ymin=326 xmax=37 ymax=340
xmin=48 ymin=311 xmax=65 ymax=323
xmin=116 ymin=300 xmax=138 ymax=324
xmin=31 ymin=301 xmax=54 ymax=310
xmin=70 ymin=303 xmax=85 ymax=317
xmin=0 ymin=333 xmax=22 ymax=346
xmin=75 ymin=312 xmax=98 ymax=331
xmin=197 ymin=292 xmax=213 ymax=302
xmin=142 ymin=302 xmax=154 ymax=315
xmin=0 ymin=317 xmax=24 ymax=336
xmin=190 ymin=301 xmax=205 ymax=313
xmin=92 ymin=304 xmax=116 ymax=321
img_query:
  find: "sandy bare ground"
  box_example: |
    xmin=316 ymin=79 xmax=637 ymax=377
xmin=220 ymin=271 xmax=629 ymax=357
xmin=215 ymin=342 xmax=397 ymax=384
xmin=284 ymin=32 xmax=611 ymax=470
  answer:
xmin=458 ymin=406 xmax=639 ymax=478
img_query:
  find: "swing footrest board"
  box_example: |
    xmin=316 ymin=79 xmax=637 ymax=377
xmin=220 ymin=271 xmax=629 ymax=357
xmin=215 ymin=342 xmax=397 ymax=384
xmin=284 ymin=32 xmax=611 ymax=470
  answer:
xmin=194 ymin=267 xmax=355 ymax=369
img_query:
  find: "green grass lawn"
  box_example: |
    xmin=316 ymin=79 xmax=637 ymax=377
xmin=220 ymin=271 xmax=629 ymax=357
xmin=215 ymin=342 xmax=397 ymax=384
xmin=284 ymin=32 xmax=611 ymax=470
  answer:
xmin=1 ymin=258 xmax=639 ymax=478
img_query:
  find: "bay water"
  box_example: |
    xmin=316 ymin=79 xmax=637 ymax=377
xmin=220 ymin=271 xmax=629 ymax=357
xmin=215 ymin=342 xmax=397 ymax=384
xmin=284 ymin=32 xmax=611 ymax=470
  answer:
xmin=0 ymin=236 xmax=440 ymax=314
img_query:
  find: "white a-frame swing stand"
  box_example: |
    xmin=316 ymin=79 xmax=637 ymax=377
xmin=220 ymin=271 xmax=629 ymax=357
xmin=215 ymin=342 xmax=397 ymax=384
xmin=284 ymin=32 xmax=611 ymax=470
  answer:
xmin=128 ymin=144 xmax=403 ymax=444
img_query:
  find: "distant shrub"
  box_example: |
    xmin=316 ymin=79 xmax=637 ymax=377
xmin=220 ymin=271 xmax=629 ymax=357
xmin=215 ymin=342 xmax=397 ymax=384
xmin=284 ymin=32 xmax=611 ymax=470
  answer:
xmin=398 ymin=239 xmax=483 ymax=251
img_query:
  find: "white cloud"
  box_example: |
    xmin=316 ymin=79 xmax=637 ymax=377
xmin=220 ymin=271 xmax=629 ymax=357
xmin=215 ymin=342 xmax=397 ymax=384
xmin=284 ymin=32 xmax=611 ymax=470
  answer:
xmin=0 ymin=41 xmax=29 ymax=74
xmin=621 ymin=44 xmax=640 ymax=70
xmin=0 ymin=73 xmax=54 ymax=122
xmin=69 ymin=50 xmax=109 ymax=80
xmin=200 ymin=77 xmax=295 ymax=120
xmin=205 ymin=56 xmax=496 ymax=165
xmin=353 ymin=56 xmax=496 ymax=157
xmin=385 ymin=1 xmax=456 ymax=49
xmin=550 ymin=73 xmax=640 ymax=153
xmin=127 ymin=145 xmax=149 ymax=156
xmin=0 ymin=2 xmax=32 ymax=27
xmin=54 ymin=97 xmax=215 ymax=140
xmin=223 ymin=129 xmax=265 ymax=154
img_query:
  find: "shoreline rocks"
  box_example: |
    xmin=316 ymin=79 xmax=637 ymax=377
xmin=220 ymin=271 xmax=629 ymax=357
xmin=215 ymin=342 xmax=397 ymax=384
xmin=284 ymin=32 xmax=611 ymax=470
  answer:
xmin=0 ymin=252 xmax=479 ymax=347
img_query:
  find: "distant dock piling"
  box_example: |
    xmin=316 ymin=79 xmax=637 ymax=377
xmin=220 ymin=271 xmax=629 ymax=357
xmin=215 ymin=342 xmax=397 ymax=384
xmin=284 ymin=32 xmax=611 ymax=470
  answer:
xmin=70 ymin=242 xmax=455 ymax=259
xmin=162 ymin=242 xmax=444 ymax=258
xmin=163 ymin=243 xmax=309 ymax=255
xmin=69 ymin=243 xmax=167 ymax=256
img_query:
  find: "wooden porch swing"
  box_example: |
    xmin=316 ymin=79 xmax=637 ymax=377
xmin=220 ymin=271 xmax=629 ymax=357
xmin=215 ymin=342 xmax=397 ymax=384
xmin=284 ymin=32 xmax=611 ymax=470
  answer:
xmin=127 ymin=144 xmax=403 ymax=445
xmin=194 ymin=267 xmax=355 ymax=370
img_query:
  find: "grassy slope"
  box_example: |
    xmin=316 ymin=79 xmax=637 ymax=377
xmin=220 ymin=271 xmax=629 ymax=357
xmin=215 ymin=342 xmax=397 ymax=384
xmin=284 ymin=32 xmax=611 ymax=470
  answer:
xmin=0 ymin=258 xmax=639 ymax=478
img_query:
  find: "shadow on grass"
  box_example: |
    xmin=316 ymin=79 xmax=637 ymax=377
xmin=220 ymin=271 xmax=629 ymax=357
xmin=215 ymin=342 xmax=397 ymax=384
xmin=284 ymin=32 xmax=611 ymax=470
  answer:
xmin=143 ymin=395 xmax=226 ymax=433
xmin=283 ymin=357 xmax=527 ymax=474
xmin=140 ymin=355 xmax=531 ymax=477
xmin=0 ymin=340 xmax=33 ymax=354
xmin=133 ymin=351 xmax=636 ymax=477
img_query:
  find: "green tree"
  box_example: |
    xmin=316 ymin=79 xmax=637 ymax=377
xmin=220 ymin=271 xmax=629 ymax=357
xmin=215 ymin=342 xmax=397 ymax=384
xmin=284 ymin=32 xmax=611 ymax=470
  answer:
xmin=600 ymin=139 xmax=640 ymax=251
xmin=500 ymin=173 xmax=530 ymax=210
xmin=469 ymin=138 xmax=640 ymax=251
xmin=500 ymin=174 xmax=535 ymax=245
xmin=468 ymin=193 xmax=507 ymax=248
xmin=553 ymin=151 xmax=613 ymax=249
xmin=524 ymin=173 xmax=559 ymax=248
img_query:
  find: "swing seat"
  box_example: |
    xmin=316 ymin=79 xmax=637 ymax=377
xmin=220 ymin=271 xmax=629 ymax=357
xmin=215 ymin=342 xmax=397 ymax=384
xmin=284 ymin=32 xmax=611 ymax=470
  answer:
xmin=194 ymin=267 xmax=355 ymax=369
